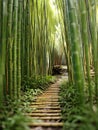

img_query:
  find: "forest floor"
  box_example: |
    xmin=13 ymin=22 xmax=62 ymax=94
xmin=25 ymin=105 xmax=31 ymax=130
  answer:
xmin=26 ymin=74 xmax=68 ymax=130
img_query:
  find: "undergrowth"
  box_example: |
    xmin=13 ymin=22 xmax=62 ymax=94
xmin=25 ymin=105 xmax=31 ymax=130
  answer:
xmin=0 ymin=99 xmax=31 ymax=130
xmin=59 ymin=81 xmax=98 ymax=130
xmin=21 ymin=75 xmax=55 ymax=91
xmin=0 ymin=75 xmax=55 ymax=130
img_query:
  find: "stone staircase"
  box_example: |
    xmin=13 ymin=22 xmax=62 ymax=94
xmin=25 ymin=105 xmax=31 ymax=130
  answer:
xmin=27 ymin=77 xmax=65 ymax=130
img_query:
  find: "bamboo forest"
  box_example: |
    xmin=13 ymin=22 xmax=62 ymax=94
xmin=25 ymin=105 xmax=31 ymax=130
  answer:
xmin=0 ymin=0 xmax=98 ymax=130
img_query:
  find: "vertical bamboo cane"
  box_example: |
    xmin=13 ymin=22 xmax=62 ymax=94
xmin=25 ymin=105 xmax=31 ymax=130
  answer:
xmin=17 ymin=0 xmax=22 ymax=98
xmin=65 ymin=0 xmax=85 ymax=105
xmin=13 ymin=0 xmax=18 ymax=98
xmin=79 ymin=0 xmax=92 ymax=105
xmin=7 ymin=0 xmax=13 ymax=98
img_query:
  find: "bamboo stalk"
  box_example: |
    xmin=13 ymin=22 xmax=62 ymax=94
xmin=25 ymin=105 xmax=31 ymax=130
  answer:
xmin=79 ymin=0 xmax=92 ymax=105
xmin=65 ymin=0 xmax=85 ymax=105
xmin=7 ymin=0 xmax=13 ymax=97
xmin=21 ymin=1 xmax=26 ymax=77
xmin=0 ymin=0 xmax=4 ymax=103
xmin=25 ymin=0 xmax=30 ymax=77
xmin=17 ymin=0 xmax=22 ymax=98
xmin=86 ymin=0 xmax=98 ymax=99
xmin=13 ymin=0 xmax=18 ymax=98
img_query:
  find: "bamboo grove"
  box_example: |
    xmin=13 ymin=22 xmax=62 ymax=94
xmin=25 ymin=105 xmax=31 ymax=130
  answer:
xmin=0 ymin=0 xmax=98 ymax=108
xmin=0 ymin=0 xmax=59 ymax=104
xmin=58 ymin=0 xmax=98 ymax=106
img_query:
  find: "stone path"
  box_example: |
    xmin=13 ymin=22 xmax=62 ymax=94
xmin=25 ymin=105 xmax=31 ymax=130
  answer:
xmin=27 ymin=76 xmax=67 ymax=130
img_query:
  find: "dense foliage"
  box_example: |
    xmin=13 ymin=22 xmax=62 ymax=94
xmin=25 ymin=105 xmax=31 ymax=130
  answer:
xmin=59 ymin=81 xmax=98 ymax=130
xmin=22 ymin=75 xmax=55 ymax=91
xmin=0 ymin=75 xmax=55 ymax=130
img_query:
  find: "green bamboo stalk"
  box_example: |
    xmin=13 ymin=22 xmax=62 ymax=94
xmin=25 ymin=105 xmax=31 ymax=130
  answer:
xmin=0 ymin=0 xmax=8 ymax=103
xmin=33 ymin=2 xmax=37 ymax=76
xmin=42 ymin=0 xmax=47 ymax=75
xmin=35 ymin=0 xmax=41 ymax=75
xmin=65 ymin=0 xmax=85 ymax=105
xmin=7 ymin=0 xmax=13 ymax=97
xmin=12 ymin=0 xmax=18 ymax=98
xmin=86 ymin=0 xmax=98 ymax=99
xmin=91 ymin=0 xmax=98 ymax=100
xmin=28 ymin=2 xmax=33 ymax=76
xmin=59 ymin=0 xmax=73 ymax=82
xmin=96 ymin=3 xmax=98 ymax=102
xmin=0 ymin=0 xmax=4 ymax=104
xmin=2 ymin=0 xmax=8 ymax=99
xmin=91 ymin=0 xmax=98 ymax=98
xmin=27 ymin=1 xmax=33 ymax=77
xmin=30 ymin=0 xmax=36 ymax=75
xmin=79 ymin=0 xmax=92 ymax=104
xmin=25 ymin=0 xmax=30 ymax=77
xmin=21 ymin=1 xmax=26 ymax=77
xmin=17 ymin=0 xmax=22 ymax=98
xmin=0 ymin=0 xmax=1 ymax=47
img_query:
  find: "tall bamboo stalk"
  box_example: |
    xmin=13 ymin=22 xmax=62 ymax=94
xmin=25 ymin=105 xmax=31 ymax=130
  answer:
xmin=0 ymin=0 xmax=8 ymax=103
xmin=78 ymin=0 xmax=92 ymax=104
xmin=0 ymin=0 xmax=1 ymax=49
xmin=25 ymin=0 xmax=30 ymax=77
xmin=65 ymin=0 xmax=85 ymax=105
xmin=92 ymin=0 xmax=98 ymax=100
xmin=7 ymin=0 xmax=13 ymax=97
xmin=17 ymin=0 xmax=22 ymax=98
xmin=85 ymin=0 xmax=98 ymax=100
xmin=59 ymin=0 xmax=73 ymax=82
xmin=0 ymin=0 xmax=4 ymax=103
xmin=21 ymin=1 xmax=26 ymax=77
xmin=13 ymin=0 xmax=18 ymax=98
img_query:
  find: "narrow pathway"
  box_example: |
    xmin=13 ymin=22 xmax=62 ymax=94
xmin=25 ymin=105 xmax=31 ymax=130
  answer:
xmin=27 ymin=76 xmax=67 ymax=130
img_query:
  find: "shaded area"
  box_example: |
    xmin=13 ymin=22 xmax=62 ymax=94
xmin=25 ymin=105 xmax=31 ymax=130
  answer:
xmin=52 ymin=65 xmax=68 ymax=75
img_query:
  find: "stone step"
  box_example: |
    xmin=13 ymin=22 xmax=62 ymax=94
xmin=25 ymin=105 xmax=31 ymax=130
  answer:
xmin=31 ymin=106 xmax=60 ymax=109
xmin=46 ymin=91 xmax=59 ymax=92
xmin=31 ymin=109 xmax=61 ymax=113
xmin=30 ymin=106 xmax=60 ymax=109
xmin=37 ymin=97 xmax=59 ymax=99
xmin=44 ymin=93 xmax=59 ymax=94
xmin=46 ymin=89 xmax=60 ymax=90
xmin=32 ymin=116 xmax=62 ymax=120
xmin=29 ymin=122 xmax=63 ymax=127
xmin=27 ymin=113 xmax=61 ymax=117
xmin=37 ymin=99 xmax=59 ymax=102
xmin=30 ymin=102 xmax=59 ymax=105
